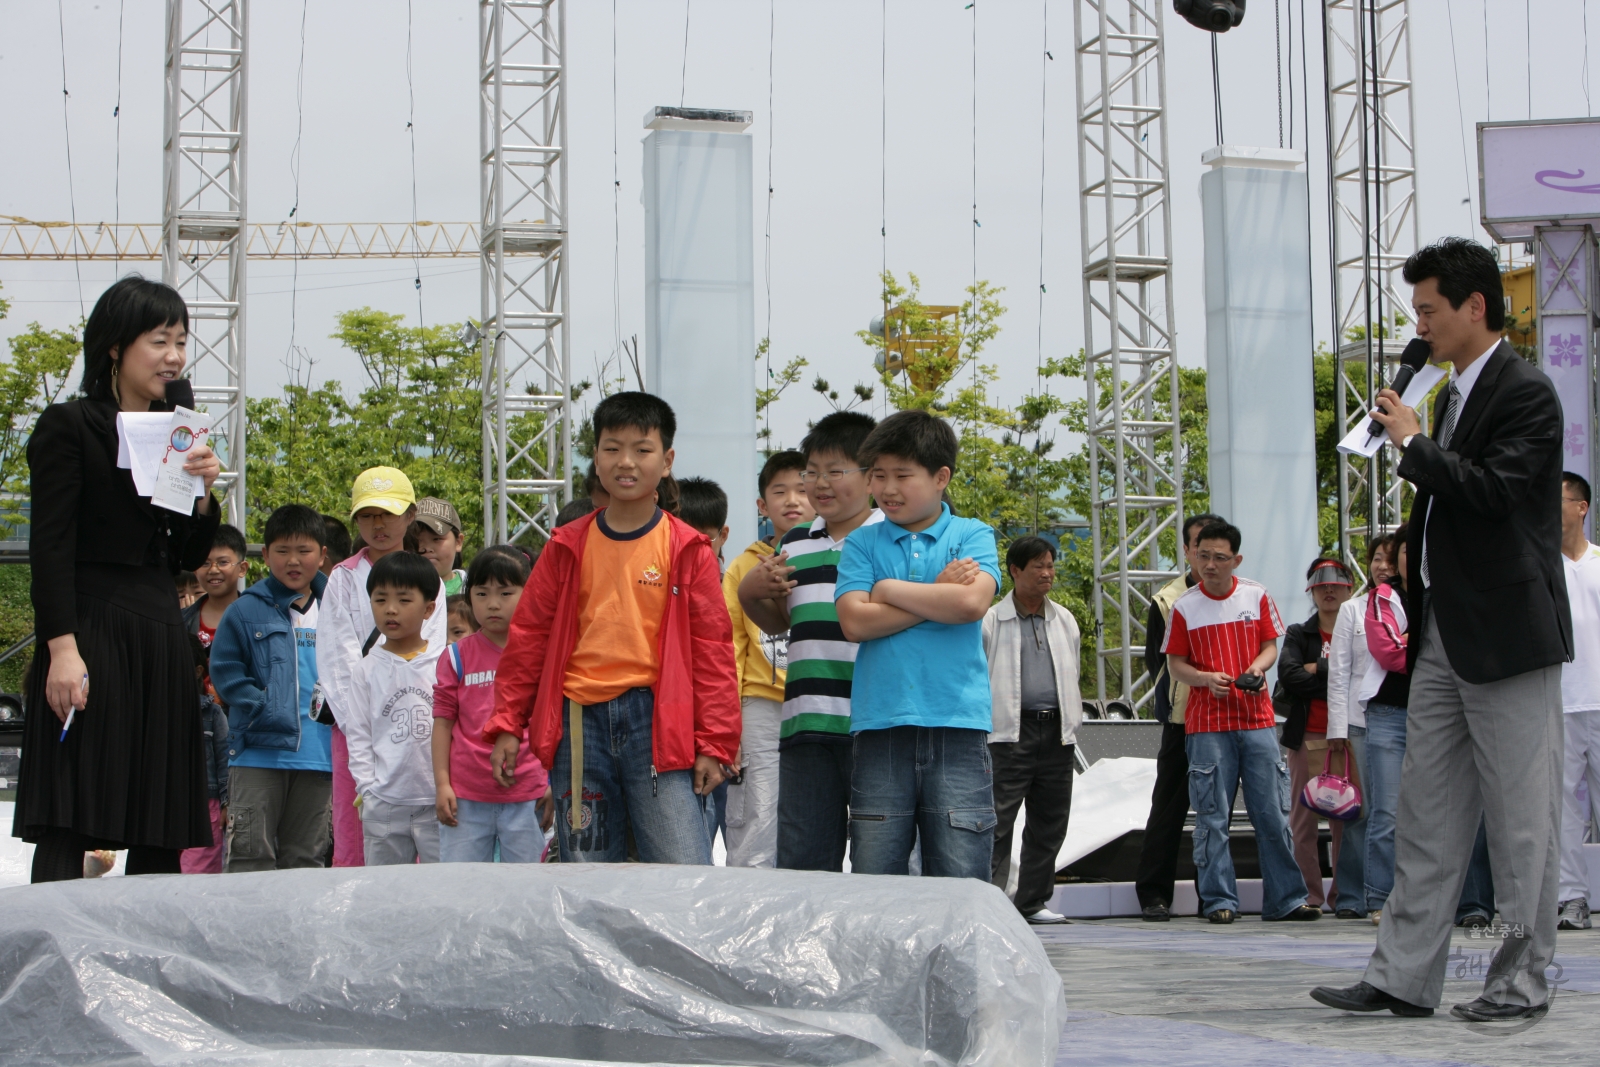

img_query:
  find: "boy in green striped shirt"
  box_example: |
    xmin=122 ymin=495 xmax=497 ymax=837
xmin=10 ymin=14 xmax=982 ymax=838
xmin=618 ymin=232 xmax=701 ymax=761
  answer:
xmin=738 ymin=412 xmax=882 ymax=870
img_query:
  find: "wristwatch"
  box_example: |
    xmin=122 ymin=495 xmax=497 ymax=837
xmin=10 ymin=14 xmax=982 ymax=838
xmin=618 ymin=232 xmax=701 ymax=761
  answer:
xmin=1400 ymin=433 xmax=1416 ymax=451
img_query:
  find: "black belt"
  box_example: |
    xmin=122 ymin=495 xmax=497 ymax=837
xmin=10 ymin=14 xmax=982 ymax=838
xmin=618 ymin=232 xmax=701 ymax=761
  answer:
xmin=1020 ymin=707 xmax=1060 ymax=719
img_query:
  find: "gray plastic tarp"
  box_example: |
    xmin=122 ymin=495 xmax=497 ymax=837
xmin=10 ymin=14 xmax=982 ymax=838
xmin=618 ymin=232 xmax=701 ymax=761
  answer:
xmin=0 ymin=863 xmax=1064 ymax=1066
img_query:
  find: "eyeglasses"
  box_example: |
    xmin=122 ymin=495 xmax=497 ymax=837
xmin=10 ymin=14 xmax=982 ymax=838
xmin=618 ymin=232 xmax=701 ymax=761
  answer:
xmin=1563 ymin=496 xmax=1586 ymax=506
xmin=800 ymin=468 xmax=867 ymax=484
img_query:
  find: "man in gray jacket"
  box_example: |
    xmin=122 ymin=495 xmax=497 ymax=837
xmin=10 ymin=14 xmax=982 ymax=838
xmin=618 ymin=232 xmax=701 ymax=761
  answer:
xmin=981 ymin=536 xmax=1082 ymax=924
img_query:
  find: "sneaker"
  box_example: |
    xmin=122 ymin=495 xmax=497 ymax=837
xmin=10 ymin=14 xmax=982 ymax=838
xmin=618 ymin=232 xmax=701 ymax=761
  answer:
xmin=1025 ymin=908 xmax=1069 ymax=925
xmin=1558 ymin=897 xmax=1592 ymax=930
xmin=1370 ymin=909 xmax=1382 ymax=926
xmin=1207 ymin=908 xmax=1236 ymax=924
xmin=1265 ymin=904 xmax=1323 ymax=922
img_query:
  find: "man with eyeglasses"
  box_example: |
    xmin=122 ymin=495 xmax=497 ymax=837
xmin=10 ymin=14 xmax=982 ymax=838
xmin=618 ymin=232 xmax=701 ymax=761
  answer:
xmin=1558 ymin=472 xmax=1600 ymax=931
xmin=981 ymin=535 xmax=1081 ymax=923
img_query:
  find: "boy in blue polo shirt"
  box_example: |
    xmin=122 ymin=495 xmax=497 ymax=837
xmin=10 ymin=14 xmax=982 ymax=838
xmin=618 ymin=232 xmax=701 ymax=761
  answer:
xmin=835 ymin=409 xmax=1000 ymax=879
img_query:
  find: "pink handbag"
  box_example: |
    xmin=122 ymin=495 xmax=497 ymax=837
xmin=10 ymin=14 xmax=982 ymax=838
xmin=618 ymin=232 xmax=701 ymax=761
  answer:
xmin=1300 ymin=747 xmax=1363 ymax=821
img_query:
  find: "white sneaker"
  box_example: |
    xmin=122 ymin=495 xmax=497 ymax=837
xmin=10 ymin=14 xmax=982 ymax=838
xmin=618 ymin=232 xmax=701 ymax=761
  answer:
xmin=1557 ymin=898 xmax=1592 ymax=930
xmin=1370 ymin=909 xmax=1381 ymax=926
xmin=1025 ymin=908 xmax=1069 ymax=925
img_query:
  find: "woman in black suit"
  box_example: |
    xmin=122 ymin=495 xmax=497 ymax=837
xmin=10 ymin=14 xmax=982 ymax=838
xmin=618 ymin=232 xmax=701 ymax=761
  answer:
xmin=14 ymin=276 xmax=223 ymax=881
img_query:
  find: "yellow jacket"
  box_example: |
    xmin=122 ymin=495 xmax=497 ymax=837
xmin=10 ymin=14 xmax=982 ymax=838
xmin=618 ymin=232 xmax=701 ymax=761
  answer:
xmin=722 ymin=541 xmax=787 ymax=702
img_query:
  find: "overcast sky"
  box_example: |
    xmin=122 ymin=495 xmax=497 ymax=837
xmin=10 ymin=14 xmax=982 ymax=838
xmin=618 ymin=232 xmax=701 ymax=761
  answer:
xmin=1 ymin=0 xmax=1594 ymax=454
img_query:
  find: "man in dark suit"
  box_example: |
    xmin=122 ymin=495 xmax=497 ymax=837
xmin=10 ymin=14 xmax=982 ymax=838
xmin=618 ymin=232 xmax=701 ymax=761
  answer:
xmin=1311 ymin=237 xmax=1570 ymax=1021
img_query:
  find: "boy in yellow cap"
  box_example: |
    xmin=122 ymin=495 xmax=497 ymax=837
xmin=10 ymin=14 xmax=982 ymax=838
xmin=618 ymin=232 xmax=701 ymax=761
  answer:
xmin=315 ymin=467 xmax=448 ymax=866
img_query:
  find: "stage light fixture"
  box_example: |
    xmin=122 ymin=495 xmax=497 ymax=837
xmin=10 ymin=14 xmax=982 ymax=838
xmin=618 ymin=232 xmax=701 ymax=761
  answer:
xmin=1174 ymin=0 xmax=1246 ymax=33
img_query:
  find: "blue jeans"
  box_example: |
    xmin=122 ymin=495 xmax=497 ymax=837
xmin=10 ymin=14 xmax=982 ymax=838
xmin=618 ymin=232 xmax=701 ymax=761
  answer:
xmin=849 ymin=726 xmax=996 ymax=879
xmin=549 ymin=687 xmax=714 ymax=864
xmin=1332 ymin=727 xmax=1369 ymax=914
xmin=1456 ymin=817 xmax=1496 ymax=920
xmin=439 ymin=797 xmax=546 ymax=863
xmin=1363 ymin=701 xmax=1407 ymax=911
xmin=1185 ymin=727 xmax=1308 ymax=919
xmin=777 ymin=738 xmax=853 ymax=871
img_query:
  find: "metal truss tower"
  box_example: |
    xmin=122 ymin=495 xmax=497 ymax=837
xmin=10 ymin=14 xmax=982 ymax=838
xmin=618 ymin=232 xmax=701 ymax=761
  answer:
xmin=1324 ymin=0 xmax=1419 ymax=573
xmin=162 ymin=0 xmax=248 ymax=524
xmin=1073 ymin=0 xmax=1184 ymax=708
xmin=479 ymin=0 xmax=571 ymax=544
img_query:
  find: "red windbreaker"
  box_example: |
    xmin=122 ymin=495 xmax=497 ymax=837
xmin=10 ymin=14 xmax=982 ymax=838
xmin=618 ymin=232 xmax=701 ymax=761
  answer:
xmin=483 ymin=509 xmax=741 ymax=772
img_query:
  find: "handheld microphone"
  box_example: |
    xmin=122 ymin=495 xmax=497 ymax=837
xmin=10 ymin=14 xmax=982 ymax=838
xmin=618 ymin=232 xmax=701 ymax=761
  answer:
xmin=1365 ymin=338 xmax=1433 ymax=439
xmin=164 ymin=377 xmax=195 ymax=412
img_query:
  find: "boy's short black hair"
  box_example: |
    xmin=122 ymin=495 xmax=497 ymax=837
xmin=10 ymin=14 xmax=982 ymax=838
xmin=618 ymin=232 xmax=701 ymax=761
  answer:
xmin=592 ymin=391 xmax=677 ymax=450
xmin=264 ymin=504 xmax=329 ymax=549
xmin=1401 ymin=237 xmax=1505 ymax=331
xmin=321 ymin=514 xmax=353 ymax=564
xmin=758 ymin=450 xmax=807 ymax=495
xmin=583 ymin=466 xmax=603 ymax=499
xmin=677 ymin=476 xmax=728 ymax=531
xmin=798 ymin=411 xmax=876 ymax=464
xmin=176 ymin=570 xmax=200 ymax=590
xmin=366 ymin=550 xmax=440 ymax=600
xmin=211 ymin=524 xmax=247 ymax=560
xmin=446 ymin=593 xmax=472 ymax=619
xmin=1005 ymin=535 xmax=1056 ymax=574
xmin=466 ymin=544 xmax=533 ymax=589
xmin=858 ymin=409 xmax=959 ymax=475
xmin=1196 ymin=519 xmax=1241 ymax=555
xmin=554 ymin=497 xmax=596 ymax=527
xmin=1182 ymin=513 xmax=1224 ymax=546
xmin=1565 ymin=471 xmax=1592 ymax=506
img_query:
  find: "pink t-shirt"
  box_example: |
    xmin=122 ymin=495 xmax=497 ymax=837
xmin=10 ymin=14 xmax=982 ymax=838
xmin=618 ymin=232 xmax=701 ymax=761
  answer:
xmin=434 ymin=632 xmax=548 ymax=804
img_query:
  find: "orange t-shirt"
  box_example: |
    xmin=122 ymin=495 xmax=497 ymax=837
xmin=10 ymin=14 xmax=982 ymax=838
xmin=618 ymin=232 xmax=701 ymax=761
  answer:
xmin=562 ymin=509 xmax=672 ymax=706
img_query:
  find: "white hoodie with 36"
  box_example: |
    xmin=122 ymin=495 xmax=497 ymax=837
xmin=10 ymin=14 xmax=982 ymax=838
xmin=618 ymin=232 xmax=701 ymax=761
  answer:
xmin=345 ymin=644 xmax=444 ymax=807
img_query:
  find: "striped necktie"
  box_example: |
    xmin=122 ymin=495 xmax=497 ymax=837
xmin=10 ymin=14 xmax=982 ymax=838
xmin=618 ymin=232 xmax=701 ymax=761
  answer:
xmin=1420 ymin=382 xmax=1462 ymax=588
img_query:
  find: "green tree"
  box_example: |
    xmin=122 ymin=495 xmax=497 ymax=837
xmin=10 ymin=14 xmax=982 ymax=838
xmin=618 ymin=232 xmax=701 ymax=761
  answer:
xmin=0 ymin=299 xmax=80 ymax=536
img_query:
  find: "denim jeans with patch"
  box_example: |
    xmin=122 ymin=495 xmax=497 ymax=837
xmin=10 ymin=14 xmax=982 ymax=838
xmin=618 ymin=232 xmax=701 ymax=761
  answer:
xmin=548 ymin=687 xmax=714 ymax=865
xmin=848 ymin=725 xmax=995 ymax=879
xmin=1185 ymin=727 xmax=1308 ymax=919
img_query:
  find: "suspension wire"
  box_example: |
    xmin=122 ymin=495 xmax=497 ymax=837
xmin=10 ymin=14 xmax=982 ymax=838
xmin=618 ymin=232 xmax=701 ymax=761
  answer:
xmin=112 ymin=0 xmax=126 ymax=279
xmin=1319 ymin=0 xmax=1341 ymax=376
xmin=1286 ymin=0 xmax=1295 ymax=149
xmin=1445 ymin=1 xmax=1479 ymax=231
xmin=1482 ymin=0 xmax=1492 ymax=120
xmin=406 ymin=0 xmax=425 ymax=326
xmin=1526 ymin=1 xmax=1532 ymax=120
xmin=1210 ymin=34 xmax=1225 ymax=144
xmin=56 ymin=0 xmax=84 ymax=320
xmin=880 ymin=0 xmax=888 ymax=418
xmin=612 ymin=0 xmax=621 ymax=358
xmin=1299 ymin=0 xmax=1317 ymax=362
xmin=970 ymin=0 xmax=980 ymax=459
xmin=1365 ymin=0 xmax=1385 ymax=362
xmin=286 ymin=0 xmax=309 ymax=380
xmin=680 ymin=0 xmax=691 ymax=108
xmin=764 ymin=0 xmax=775 ymax=443
xmin=1036 ymin=0 xmax=1049 ymax=394
xmin=1275 ymin=0 xmax=1284 ymax=148
xmin=1587 ymin=0 xmax=1593 ymax=116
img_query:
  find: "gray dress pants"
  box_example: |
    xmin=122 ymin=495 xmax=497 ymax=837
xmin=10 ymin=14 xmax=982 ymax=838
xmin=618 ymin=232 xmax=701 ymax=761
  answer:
xmin=1364 ymin=611 xmax=1563 ymax=1009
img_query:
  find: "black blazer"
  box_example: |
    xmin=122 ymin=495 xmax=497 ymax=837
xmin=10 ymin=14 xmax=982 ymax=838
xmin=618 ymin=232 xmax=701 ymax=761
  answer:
xmin=28 ymin=398 xmax=220 ymax=641
xmin=1396 ymin=341 xmax=1571 ymax=684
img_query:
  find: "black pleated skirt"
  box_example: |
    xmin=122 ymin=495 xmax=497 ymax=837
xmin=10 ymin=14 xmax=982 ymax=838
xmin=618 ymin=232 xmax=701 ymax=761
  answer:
xmin=11 ymin=563 xmax=212 ymax=850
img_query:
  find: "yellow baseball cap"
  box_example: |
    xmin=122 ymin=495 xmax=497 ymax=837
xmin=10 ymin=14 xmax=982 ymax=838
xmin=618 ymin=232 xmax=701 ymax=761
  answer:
xmin=350 ymin=466 xmax=416 ymax=517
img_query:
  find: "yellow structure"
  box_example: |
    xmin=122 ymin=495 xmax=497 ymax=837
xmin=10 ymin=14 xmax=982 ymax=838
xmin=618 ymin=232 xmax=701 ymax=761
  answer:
xmin=872 ymin=304 xmax=962 ymax=394
xmin=1502 ymin=265 xmax=1536 ymax=353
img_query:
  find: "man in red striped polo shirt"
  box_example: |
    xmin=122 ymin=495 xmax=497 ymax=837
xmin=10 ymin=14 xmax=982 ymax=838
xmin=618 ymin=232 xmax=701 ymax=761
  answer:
xmin=1162 ymin=519 xmax=1320 ymax=924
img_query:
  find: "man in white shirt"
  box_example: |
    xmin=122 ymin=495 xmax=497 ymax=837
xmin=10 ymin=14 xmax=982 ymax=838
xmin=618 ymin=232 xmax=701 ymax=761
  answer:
xmin=981 ymin=536 xmax=1082 ymax=924
xmin=1559 ymin=472 xmax=1600 ymax=930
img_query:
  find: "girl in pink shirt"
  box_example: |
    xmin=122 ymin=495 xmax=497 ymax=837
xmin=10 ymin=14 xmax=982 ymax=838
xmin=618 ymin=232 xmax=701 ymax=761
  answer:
xmin=433 ymin=547 xmax=553 ymax=862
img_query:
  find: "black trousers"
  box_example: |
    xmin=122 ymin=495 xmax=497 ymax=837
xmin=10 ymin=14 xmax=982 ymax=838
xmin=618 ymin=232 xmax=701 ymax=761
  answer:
xmin=776 ymin=738 xmax=852 ymax=871
xmin=989 ymin=715 xmax=1075 ymax=917
xmin=1135 ymin=720 xmax=1191 ymax=908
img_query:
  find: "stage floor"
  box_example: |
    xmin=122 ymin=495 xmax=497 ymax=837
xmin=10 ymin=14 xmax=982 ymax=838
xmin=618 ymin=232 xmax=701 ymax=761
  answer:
xmin=1044 ymin=917 xmax=1599 ymax=1067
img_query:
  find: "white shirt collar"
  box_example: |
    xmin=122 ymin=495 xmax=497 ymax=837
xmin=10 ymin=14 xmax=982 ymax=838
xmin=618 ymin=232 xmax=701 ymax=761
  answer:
xmin=1448 ymin=339 xmax=1499 ymax=405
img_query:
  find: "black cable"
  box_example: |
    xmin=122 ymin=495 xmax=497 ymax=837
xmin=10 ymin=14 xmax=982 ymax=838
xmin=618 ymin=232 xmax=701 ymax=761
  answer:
xmin=1210 ymin=34 xmax=1224 ymax=144
xmin=113 ymin=0 xmax=126 ymax=279
xmin=406 ymin=0 xmax=424 ymax=327
xmin=680 ymin=0 xmax=691 ymax=108
xmin=1446 ymin=1 xmax=1479 ymax=230
xmin=287 ymin=0 xmax=308 ymax=380
xmin=56 ymin=0 xmax=83 ymax=320
xmin=1586 ymin=0 xmax=1593 ymax=116
xmin=764 ymin=0 xmax=775 ymax=444
xmin=613 ymin=0 xmax=621 ymax=359
xmin=1527 ymin=1 xmax=1532 ymax=120
xmin=1482 ymin=0 xmax=1492 ymax=120
xmin=1275 ymin=0 xmax=1284 ymax=148
xmin=1037 ymin=0 xmax=1049 ymax=395
xmin=1286 ymin=0 xmax=1295 ymax=149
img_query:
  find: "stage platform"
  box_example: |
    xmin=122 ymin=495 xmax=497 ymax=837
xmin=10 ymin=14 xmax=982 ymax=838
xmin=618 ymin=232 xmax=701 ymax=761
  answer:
xmin=1045 ymin=917 xmax=1599 ymax=1067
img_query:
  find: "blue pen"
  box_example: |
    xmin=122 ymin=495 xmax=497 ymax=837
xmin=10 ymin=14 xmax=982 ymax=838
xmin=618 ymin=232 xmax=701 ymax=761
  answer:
xmin=59 ymin=674 xmax=89 ymax=742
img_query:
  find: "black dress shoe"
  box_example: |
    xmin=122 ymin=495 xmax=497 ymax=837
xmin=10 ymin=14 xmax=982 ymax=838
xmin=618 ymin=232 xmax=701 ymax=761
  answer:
xmin=1450 ymin=997 xmax=1549 ymax=1022
xmin=1141 ymin=902 xmax=1171 ymax=922
xmin=1456 ymin=912 xmax=1492 ymax=929
xmin=1207 ymin=908 xmax=1235 ymax=924
xmin=1310 ymin=981 xmax=1434 ymax=1017
xmin=1335 ymin=908 xmax=1365 ymax=919
xmin=1265 ymin=904 xmax=1323 ymax=922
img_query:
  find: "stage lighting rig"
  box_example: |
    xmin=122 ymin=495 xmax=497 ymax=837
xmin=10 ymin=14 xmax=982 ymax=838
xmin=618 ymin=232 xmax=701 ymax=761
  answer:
xmin=1174 ymin=0 xmax=1246 ymax=33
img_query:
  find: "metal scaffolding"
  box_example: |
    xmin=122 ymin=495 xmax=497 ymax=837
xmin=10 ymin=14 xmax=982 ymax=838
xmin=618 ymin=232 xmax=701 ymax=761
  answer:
xmin=162 ymin=0 xmax=249 ymax=526
xmin=1 ymin=218 xmax=480 ymax=261
xmin=1073 ymin=0 xmax=1184 ymax=707
xmin=479 ymin=0 xmax=571 ymax=545
xmin=1324 ymin=0 xmax=1418 ymax=573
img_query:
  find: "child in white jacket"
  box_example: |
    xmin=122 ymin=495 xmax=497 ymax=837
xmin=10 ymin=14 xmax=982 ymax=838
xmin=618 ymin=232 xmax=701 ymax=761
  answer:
xmin=318 ymin=466 xmax=447 ymax=866
xmin=346 ymin=551 xmax=446 ymax=864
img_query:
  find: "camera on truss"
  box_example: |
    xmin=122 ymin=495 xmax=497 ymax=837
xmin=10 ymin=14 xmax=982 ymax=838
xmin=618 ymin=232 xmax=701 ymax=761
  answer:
xmin=1174 ymin=0 xmax=1246 ymax=33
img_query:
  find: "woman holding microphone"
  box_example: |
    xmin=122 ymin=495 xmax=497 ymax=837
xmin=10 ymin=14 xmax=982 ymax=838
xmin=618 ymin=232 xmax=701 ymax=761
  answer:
xmin=13 ymin=277 xmax=222 ymax=881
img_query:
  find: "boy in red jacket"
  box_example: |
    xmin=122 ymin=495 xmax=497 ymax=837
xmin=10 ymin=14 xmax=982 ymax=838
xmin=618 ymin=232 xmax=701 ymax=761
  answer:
xmin=486 ymin=392 xmax=740 ymax=863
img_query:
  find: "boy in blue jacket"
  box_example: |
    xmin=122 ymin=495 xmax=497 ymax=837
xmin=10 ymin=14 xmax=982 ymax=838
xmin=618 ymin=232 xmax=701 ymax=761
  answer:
xmin=210 ymin=505 xmax=331 ymax=872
